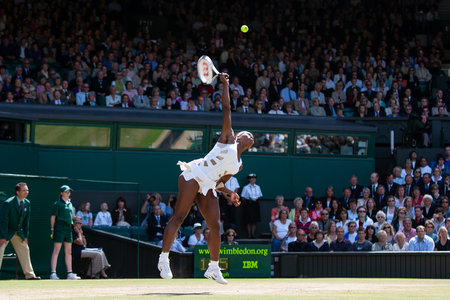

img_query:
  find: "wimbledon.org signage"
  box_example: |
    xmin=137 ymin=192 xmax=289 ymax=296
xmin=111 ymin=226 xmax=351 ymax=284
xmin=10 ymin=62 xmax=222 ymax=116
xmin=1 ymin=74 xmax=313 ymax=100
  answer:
xmin=194 ymin=244 xmax=271 ymax=278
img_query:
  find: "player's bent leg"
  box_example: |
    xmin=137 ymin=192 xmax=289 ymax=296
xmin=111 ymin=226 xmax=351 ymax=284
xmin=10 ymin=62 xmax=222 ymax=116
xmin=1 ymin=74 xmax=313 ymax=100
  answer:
xmin=197 ymin=192 xmax=227 ymax=284
xmin=159 ymin=175 xmax=198 ymax=279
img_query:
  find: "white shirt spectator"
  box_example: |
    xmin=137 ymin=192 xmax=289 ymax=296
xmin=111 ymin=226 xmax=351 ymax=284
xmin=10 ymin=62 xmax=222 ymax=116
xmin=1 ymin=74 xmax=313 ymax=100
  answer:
xmin=94 ymin=211 xmax=112 ymax=226
xmin=420 ymin=165 xmax=432 ymax=176
xmin=225 ymin=176 xmax=240 ymax=192
xmin=393 ymin=242 xmax=409 ymax=251
xmin=188 ymin=234 xmax=204 ymax=247
xmin=408 ymin=235 xmax=434 ymax=251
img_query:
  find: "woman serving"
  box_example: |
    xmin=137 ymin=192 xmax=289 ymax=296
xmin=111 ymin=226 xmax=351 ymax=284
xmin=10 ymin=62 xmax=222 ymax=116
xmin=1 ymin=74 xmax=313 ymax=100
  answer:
xmin=158 ymin=73 xmax=254 ymax=284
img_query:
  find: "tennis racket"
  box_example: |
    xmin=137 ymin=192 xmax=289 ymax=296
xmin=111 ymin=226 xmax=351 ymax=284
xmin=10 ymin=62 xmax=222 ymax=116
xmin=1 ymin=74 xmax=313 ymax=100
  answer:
xmin=197 ymin=55 xmax=222 ymax=84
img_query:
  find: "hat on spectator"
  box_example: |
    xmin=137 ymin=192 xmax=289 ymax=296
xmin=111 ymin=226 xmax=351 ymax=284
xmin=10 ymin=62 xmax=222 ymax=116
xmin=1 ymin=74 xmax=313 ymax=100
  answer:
xmin=193 ymin=223 xmax=202 ymax=229
xmin=60 ymin=185 xmax=73 ymax=192
xmin=248 ymin=173 xmax=257 ymax=178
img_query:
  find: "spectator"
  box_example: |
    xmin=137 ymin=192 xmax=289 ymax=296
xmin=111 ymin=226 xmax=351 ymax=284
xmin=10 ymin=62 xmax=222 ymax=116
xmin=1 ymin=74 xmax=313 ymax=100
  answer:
xmin=344 ymin=221 xmax=358 ymax=243
xmin=310 ymin=98 xmax=326 ymax=116
xmin=93 ymin=203 xmax=113 ymax=227
xmin=393 ymin=232 xmax=409 ymax=251
xmin=271 ymin=209 xmax=291 ymax=252
xmin=330 ymin=227 xmax=352 ymax=252
xmin=392 ymin=206 xmax=408 ymax=232
xmin=424 ymin=220 xmax=438 ymax=242
xmin=366 ymin=198 xmax=378 ymax=222
xmin=270 ymin=195 xmax=289 ymax=223
xmin=76 ymin=202 xmax=93 ymax=227
xmin=288 ymin=197 xmax=303 ymax=223
xmin=72 ymin=216 xmax=110 ymax=278
xmin=241 ymin=173 xmax=263 ymax=239
xmin=382 ymin=195 xmax=398 ymax=224
xmin=140 ymin=193 xmax=167 ymax=227
xmin=222 ymin=228 xmax=238 ymax=246
xmin=433 ymin=207 xmax=446 ymax=233
xmin=380 ymin=223 xmax=395 ymax=244
xmin=365 ymin=225 xmax=378 ymax=244
xmin=296 ymin=208 xmax=311 ymax=235
xmin=75 ymin=83 xmax=90 ymax=106
xmin=441 ymin=197 xmax=450 ymax=218
xmin=147 ymin=205 xmax=168 ymax=242
xmin=310 ymin=230 xmax=329 ymax=252
xmin=408 ymin=225 xmax=435 ymax=251
xmin=374 ymin=210 xmax=387 ymax=231
xmin=306 ymin=221 xmax=319 ymax=243
xmin=435 ymin=227 xmax=450 ymax=251
xmin=158 ymin=230 xmax=185 ymax=252
xmin=403 ymin=197 xmax=415 ymax=219
xmin=187 ymin=223 xmax=204 ymax=248
xmin=318 ymin=209 xmax=331 ymax=232
xmin=288 ymin=229 xmax=311 ymax=252
xmin=399 ymin=218 xmax=416 ymax=243
xmin=280 ymin=223 xmax=297 ymax=252
xmin=133 ymin=87 xmax=150 ymax=109
xmin=351 ymin=227 xmax=372 ymax=251
xmin=309 ymin=199 xmax=323 ymax=222
xmin=199 ymin=228 xmax=210 ymax=245
xmin=111 ymin=197 xmax=132 ymax=227
xmin=413 ymin=206 xmax=426 ymax=228
xmin=336 ymin=209 xmax=350 ymax=234
xmin=372 ymin=230 xmax=393 ymax=251
xmin=329 ymin=198 xmax=342 ymax=220
xmin=347 ymin=198 xmax=358 ymax=221
xmin=356 ymin=206 xmax=374 ymax=228
xmin=325 ymin=220 xmax=337 ymax=244
xmin=422 ymin=194 xmax=435 ymax=220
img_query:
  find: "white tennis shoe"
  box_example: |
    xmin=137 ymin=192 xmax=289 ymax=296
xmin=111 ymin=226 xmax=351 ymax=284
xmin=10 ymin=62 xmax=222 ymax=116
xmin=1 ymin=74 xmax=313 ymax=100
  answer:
xmin=66 ymin=272 xmax=80 ymax=280
xmin=204 ymin=263 xmax=228 ymax=285
xmin=158 ymin=256 xmax=173 ymax=279
xmin=49 ymin=273 xmax=59 ymax=280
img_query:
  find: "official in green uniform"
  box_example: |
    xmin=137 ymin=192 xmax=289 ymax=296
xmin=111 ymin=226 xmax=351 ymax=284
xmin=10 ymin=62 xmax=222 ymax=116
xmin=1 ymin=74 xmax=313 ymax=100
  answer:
xmin=0 ymin=182 xmax=40 ymax=279
xmin=49 ymin=185 xmax=80 ymax=280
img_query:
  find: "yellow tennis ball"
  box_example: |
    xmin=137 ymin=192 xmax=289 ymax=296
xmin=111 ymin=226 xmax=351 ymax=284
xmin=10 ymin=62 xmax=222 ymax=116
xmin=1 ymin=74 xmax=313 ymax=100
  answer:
xmin=241 ymin=25 xmax=249 ymax=33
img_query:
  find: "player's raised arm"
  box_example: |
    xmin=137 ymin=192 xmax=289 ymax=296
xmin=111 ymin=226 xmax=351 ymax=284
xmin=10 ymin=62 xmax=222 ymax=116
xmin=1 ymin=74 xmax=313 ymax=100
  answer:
xmin=218 ymin=73 xmax=233 ymax=143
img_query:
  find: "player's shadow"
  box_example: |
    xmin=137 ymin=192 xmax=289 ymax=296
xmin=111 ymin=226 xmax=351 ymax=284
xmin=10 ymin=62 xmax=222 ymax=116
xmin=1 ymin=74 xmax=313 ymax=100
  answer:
xmin=141 ymin=292 xmax=211 ymax=297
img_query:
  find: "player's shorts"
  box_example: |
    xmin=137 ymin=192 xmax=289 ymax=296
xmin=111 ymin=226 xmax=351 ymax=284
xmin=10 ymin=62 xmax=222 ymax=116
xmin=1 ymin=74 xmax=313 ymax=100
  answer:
xmin=53 ymin=222 xmax=73 ymax=243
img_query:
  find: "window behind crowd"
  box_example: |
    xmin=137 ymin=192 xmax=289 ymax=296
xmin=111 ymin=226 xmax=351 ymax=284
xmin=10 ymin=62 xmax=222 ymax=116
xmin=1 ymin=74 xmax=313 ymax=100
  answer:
xmin=296 ymin=134 xmax=369 ymax=156
xmin=119 ymin=127 xmax=204 ymax=151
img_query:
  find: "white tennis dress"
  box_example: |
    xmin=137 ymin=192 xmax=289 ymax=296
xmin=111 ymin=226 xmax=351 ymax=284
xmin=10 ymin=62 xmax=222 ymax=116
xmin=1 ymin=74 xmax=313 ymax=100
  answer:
xmin=178 ymin=141 xmax=242 ymax=196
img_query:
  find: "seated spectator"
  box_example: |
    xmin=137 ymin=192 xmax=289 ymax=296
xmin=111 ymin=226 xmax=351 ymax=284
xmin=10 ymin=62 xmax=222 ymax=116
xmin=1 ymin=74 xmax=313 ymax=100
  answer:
xmin=306 ymin=221 xmax=319 ymax=243
xmin=296 ymin=208 xmax=311 ymax=235
xmin=413 ymin=206 xmax=426 ymax=228
xmin=424 ymin=220 xmax=438 ymax=242
xmin=435 ymin=227 xmax=450 ymax=251
xmin=76 ymin=202 xmax=93 ymax=227
xmin=366 ymin=198 xmax=378 ymax=222
xmin=351 ymin=227 xmax=372 ymax=251
xmin=288 ymin=197 xmax=303 ymax=223
xmin=140 ymin=193 xmax=167 ymax=227
xmin=374 ymin=210 xmax=387 ymax=231
xmin=310 ymin=98 xmax=326 ymax=116
xmin=408 ymin=225 xmax=435 ymax=251
xmin=329 ymin=199 xmax=341 ymax=220
xmin=309 ymin=199 xmax=323 ymax=221
xmin=72 ymin=216 xmax=110 ymax=278
xmin=270 ymin=195 xmax=289 ymax=223
xmin=403 ymin=197 xmax=415 ymax=219
xmin=268 ymin=101 xmax=285 ymax=115
xmin=105 ymin=86 xmax=121 ymax=107
xmin=115 ymin=94 xmax=134 ymax=108
xmin=355 ymin=206 xmax=374 ymax=229
xmin=147 ymin=205 xmax=168 ymax=242
xmin=433 ymin=208 xmax=446 ymax=233
xmin=357 ymin=188 xmax=371 ymax=208
xmin=272 ymin=209 xmax=291 ymax=252
xmin=422 ymin=194 xmax=435 ymax=220
xmin=382 ymin=196 xmax=398 ymax=224
xmin=344 ymin=221 xmax=358 ymax=243
xmin=399 ymin=218 xmax=416 ymax=243
xmin=393 ymin=232 xmax=409 ymax=251
xmin=392 ymin=206 xmax=408 ymax=232
xmin=288 ymin=229 xmax=311 ymax=252
xmin=336 ymin=209 xmax=350 ymax=233
xmin=365 ymin=225 xmax=378 ymax=244
xmin=372 ymin=230 xmax=393 ymax=251
xmin=347 ymin=198 xmax=358 ymax=220
xmin=158 ymin=230 xmax=185 ymax=252
xmin=441 ymin=197 xmax=450 ymax=218
xmin=199 ymin=228 xmax=210 ymax=245
xmin=111 ymin=197 xmax=132 ymax=227
xmin=330 ymin=227 xmax=352 ymax=252
xmin=380 ymin=223 xmax=395 ymax=244
xmin=83 ymin=92 xmax=97 ymax=106
xmin=280 ymin=223 xmax=297 ymax=252
xmin=187 ymin=223 xmax=204 ymax=248
xmin=318 ymin=209 xmax=331 ymax=232
xmin=222 ymin=228 xmax=238 ymax=246
xmin=325 ymin=220 xmax=337 ymax=244
xmin=93 ymin=203 xmax=112 ymax=227
xmin=310 ymin=230 xmax=330 ymax=252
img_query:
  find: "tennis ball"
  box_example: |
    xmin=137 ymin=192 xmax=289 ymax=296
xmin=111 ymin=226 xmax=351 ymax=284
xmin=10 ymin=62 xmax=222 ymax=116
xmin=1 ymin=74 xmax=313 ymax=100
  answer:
xmin=241 ymin=25 xmax=249 ymax=33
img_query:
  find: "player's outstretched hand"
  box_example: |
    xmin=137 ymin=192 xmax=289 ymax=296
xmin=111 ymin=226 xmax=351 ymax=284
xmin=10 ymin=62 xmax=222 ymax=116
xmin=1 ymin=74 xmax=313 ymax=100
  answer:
xmin=220 ymin=73 xmax=229 ymax=85
xmin=231 ymin=192 xmax=241 ymax=207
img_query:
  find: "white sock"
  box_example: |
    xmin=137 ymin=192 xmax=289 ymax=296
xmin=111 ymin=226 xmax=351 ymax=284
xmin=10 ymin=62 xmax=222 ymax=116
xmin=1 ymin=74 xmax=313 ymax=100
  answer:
xmin=160 ymin=252 xmax=169 ymax=260
xmin=209 ymin=260 xmax=219 ymax=268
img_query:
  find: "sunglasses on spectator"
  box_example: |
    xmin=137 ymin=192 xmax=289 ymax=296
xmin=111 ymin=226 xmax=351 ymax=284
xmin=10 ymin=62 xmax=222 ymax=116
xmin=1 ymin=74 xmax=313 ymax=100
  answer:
xmin=358 ymin=210 xmax=366 ymax=213
xmin=321 ymin=212 xmax=329 ymax=215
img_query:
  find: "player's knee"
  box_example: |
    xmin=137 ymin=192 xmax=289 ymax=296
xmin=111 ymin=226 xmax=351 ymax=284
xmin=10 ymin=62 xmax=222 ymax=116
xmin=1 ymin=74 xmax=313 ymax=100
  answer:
xmin=171 ymin=215 xmax=184 ymax=227
xmin=208 ymin=220 xmax=220 ymax=232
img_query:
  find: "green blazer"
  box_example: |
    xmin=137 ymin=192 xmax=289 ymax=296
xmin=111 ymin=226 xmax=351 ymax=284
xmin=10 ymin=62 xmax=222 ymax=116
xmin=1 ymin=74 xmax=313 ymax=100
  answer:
xmin=0 ymin=196 xmax=31 ymax=240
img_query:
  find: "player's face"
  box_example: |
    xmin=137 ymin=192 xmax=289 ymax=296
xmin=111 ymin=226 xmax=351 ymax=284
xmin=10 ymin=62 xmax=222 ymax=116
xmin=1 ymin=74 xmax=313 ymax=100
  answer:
xmin=236 ymin=131 xmax=254 ymax=150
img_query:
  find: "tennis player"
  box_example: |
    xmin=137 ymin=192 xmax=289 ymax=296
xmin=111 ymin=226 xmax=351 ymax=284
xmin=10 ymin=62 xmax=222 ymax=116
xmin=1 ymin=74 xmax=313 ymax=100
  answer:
xmin=158 ymin=73 xmax=254 ymax=284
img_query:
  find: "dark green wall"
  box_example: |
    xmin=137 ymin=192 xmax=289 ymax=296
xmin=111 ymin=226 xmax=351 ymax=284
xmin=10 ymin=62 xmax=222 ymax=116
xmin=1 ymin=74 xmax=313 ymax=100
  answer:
xmin=1 ymin=144 xmax=374 ymax=199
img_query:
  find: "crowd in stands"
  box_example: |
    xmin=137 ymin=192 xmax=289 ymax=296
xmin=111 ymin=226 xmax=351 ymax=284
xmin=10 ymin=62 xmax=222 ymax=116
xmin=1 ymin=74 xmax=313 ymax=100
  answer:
xmin=0 ymin=0 xmax=448 ymax=125
xmin=74 ymin=146 xmax=450 ymax=253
